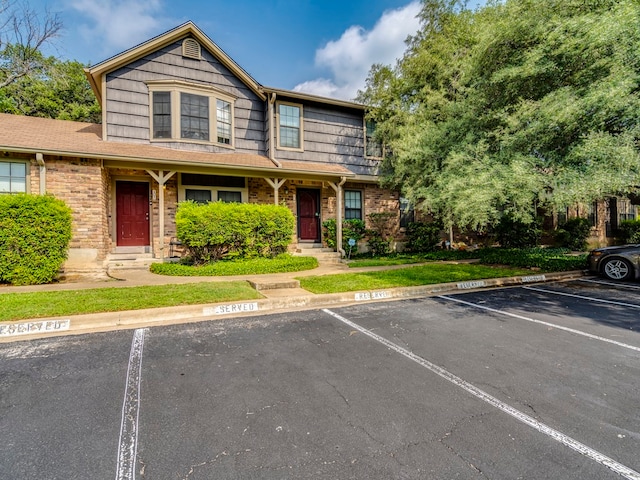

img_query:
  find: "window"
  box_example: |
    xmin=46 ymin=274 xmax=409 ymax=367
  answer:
xmin=365 ymin=119 xmax=382 ymax=158
xmin=217 ymin=99 xmax=231 ymax=144
xmin=0 ymin=161 xmax=27 ymax=194
xmin=344 ymin=190 xmax=362 ymax=220
xmin=179 ymin=173 xmax=247 ymax=203
xmin=148 ymin=81 xmax=235 ymax=147
xmin=218 ymin=191 xmax=242 ymax=203
xmin=278 ymin=102 xmax=302 ymax=150
xmin=181 ymin=93 xmax=209 ymax=140
xmin=587 ymin=202 xmax=598 ymax=227
xmin=185 ymin=189 xmax=212 ymax=204
xmin=152 ymin=92 xmax=171 ymax=138
xmin=399 ymin=197 xmax=414 ymax=228
xmin=618 ymin=198 xmax=638 ymax=222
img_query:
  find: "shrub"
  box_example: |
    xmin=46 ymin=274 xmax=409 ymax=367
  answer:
xmin=0 ymin=194 xmax=72 ymax=285
xmin=494 ymin=216 xmax=541 ymax=248
xmin=322 ymin=218 xmax=366 ymax=251
xmin=555 ymin=217 xmax=592 ymax=251
xmin=366 ymin=212 xmax=395 ymax=256
xmin=406 ymin=221 xmax=443 ymax=252
xmin=176 ymin=201 xmax=295 ymax=265
xmin=618 ymin=219 xmax=640 ymax=243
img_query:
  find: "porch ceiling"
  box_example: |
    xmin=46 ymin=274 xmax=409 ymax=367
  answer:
xmin=0 ymin=113 xmax=354 ymax=181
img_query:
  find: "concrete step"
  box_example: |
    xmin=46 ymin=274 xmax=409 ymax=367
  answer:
xmin=248 ymin=279 xmax=301 ymax=291
xmin=104 ymin=253 xmax=156 ymax=270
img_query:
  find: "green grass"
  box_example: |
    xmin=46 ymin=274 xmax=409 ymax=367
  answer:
xmin=298 ymin=263 xmax=532 ymax=294
xmin=0 ymin=282 xmax=262 ymax=322
xmin=150 ymin=254 xmax=318 ymax=276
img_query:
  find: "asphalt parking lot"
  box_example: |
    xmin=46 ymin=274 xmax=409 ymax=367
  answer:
xmin=1 ymin=278 xmax=639 ymax=480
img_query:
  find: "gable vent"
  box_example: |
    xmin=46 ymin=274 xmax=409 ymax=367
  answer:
xmin=182 ymin=38 xmax=202 ymax=60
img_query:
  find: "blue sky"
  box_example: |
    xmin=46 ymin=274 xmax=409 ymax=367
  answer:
xmin=27 ymin=0 xmax=484 ymax=101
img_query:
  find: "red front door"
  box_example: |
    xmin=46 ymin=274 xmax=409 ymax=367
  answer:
xmin=116 ymin=181 xmax=150 ymax=246
xmin=297 ymin=189 xmax=320 ymax=241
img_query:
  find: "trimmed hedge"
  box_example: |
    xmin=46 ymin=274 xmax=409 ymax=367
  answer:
xmin=150 ymin=254 xmax=318 ymax=276
xmin=0 ymin=194 xmax=72 ymax=285
xmin=176 ymin=201 xmax=295 ymax=265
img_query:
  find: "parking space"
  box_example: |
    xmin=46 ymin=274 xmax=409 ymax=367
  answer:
xmin=1 ymin=279 xmax=639 ymax=479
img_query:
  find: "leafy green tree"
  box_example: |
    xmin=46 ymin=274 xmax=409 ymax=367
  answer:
xmin=0 ymin=57 xmax=101 ymax=122
xmin=359 ymin=0 xmax=640 ymax=232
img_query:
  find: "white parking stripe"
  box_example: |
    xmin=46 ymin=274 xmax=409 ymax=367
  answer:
xmin=580 ymin=278 xmax=640 ymax=290
xmin=439 ymin=296 xmax=640 ymax=353
xmin=523 ymin=286 xmax=640 ymax=309
xmin=322 ymin=309 xmax=640 ymax=480
xmin=115 ymin=328 xmax=147 ymax=480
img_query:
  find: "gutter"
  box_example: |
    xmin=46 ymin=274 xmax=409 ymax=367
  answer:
xmin=35 ymin=153 xmax=45 ymax=194
xmin=267 ymin=92 xmax=282 ymax=168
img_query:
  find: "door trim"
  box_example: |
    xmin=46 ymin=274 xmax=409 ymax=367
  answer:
xmin=114 ymin=179 xmax=151 ymax=248
xmin=296 ymin=188 xmax=321 ymax=242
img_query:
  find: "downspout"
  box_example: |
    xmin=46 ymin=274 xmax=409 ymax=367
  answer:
xmin=35 ymin=153 xmax=45 ymax=194
xmin=268 ymin=92 xmax=282 ymax=168
xmin=336 ymin=176 xmax=347 ymax=258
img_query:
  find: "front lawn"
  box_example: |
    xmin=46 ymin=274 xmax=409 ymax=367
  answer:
xmin=298 ymin=263 xmax=532 ymax=294
xmin=0 ymin=282 xmax=261 ymax=322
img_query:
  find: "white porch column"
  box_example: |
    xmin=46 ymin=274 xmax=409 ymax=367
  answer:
xmin=146 ymin=169 xmax=176 ymax=258
xmin=328 ymin=177 xmax=347 ymax=257
xmin=264 ymin=177 xmax=286 ymax=205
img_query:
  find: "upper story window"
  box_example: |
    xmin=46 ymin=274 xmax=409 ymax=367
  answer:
xmin=344 ymin=190 xmax=363 ymax=220
xmin=365 ymin=119 xmax=383 ymax=158
xmin=148 ymin=80 xmax=236 ymax=148
xmin=0 ymin=161 xmax=28 ymax=194
xmin=277 ymin=102 xmax=303 ymax=150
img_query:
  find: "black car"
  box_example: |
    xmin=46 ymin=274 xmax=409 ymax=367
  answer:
xmin=588 ymin=244 xmax=640 ymax=281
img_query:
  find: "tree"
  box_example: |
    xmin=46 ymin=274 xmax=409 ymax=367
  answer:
xmin=0 ymin=0 xmax=62 ymax=88
xmin=0 ymin=57 xmax=101 ymax=122
xmin=0 ymin=2 xmax=99 ymax=122
xmin=358 ymin=0 xmax=640 ymax=232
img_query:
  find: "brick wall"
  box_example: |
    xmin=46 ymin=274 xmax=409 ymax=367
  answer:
xmin=45 ymin=156 xmax=109 ymax=256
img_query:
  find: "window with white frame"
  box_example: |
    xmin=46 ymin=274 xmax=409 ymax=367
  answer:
xmin=365 ymin=119 xmax=382 ymax=158
xmin=148 ymin=81 xmax=235 ymax=147
xmin=277 ymin=102 xmax=302 ymax=150
xmin=0 ymin=161 xmax=28 ymax=194
xmin=344 ymin=190 xmax=363 ymax=220
xmin=180 ymin=173 xmax=247 ymax=203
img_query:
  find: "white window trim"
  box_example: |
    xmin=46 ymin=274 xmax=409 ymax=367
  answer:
xmin=344 ymin=189 xmax=364 ymax=221
xmin=276 ymin=100 xmax=304 ymax=152
xmin=147 ymin=80 xmax=236 ymax=149
xmin=0 ymin=159 xmax=30 ymax=194
xmin=364 ymin=118 xmax=383 ymax=159
xmin=178 ymin=175 xmax=248 ymax=203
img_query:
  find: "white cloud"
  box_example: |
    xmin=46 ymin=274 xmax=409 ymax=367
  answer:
xmin=70 ymin=0 xmax=173 ymax=56
xmin=294 ymin=1 xmax=421 ymax=101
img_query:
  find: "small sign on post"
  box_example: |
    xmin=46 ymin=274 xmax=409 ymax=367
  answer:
xmin=347 ymin=238 xmax=356 ymax=259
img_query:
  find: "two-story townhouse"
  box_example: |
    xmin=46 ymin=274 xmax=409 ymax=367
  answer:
xmin=0 ymin=22 xmax=402 ymax=273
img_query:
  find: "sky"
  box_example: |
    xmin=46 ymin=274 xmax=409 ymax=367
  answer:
xmin=26 ymin=0 xmax=483 ymax=101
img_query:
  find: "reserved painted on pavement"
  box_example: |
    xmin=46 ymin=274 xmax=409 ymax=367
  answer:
xmin=204 ymin=302 xmax=260 ymax=316
xmin=0 ymin=319 xmax=70 ymax=337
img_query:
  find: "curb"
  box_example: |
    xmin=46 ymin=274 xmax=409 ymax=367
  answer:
xmin=0 ymin=270 xmax=587 ymax=342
